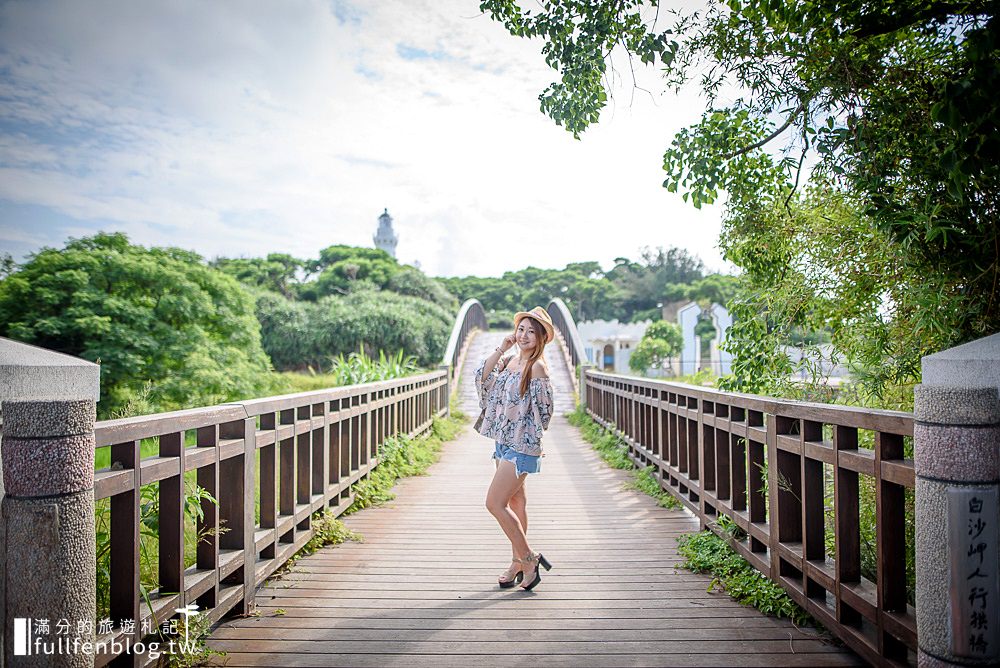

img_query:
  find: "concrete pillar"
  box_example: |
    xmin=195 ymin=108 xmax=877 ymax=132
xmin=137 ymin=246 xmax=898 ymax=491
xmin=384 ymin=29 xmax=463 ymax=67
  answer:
xmin=1 ymin=338 xmax=100 ymax=667
xmin=2 ymin=400 xmax=96 ymax=667
xmin=915 ymin=333 xmax=1000 ymax=667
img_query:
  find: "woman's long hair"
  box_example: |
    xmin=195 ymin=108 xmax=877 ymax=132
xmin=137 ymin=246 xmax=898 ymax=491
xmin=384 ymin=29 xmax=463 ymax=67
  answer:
xmin=518 ymin=316 xmax=547 ymax=397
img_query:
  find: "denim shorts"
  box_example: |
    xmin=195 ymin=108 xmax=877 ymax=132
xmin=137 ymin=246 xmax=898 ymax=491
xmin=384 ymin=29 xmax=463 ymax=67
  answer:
xmin=493 ymin=442 xmax=542 ymax=476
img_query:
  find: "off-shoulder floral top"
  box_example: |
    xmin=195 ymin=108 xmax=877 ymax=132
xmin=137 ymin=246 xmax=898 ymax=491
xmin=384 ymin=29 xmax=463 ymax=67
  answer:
xmin=474 ymin=354 xmax=554 ymax=456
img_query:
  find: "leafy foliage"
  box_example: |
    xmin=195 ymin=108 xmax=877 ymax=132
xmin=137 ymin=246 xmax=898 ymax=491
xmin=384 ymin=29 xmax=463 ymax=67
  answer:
xmin=256 ymin=287 xmax=452 ymax=370
xmin=160 ymin=605 xmax=226 ymax=667
xmin=0 ymin=253 xmax=15 ymax=279
xmin=439 ymin=247 xmax=724 ymax=324
xmin=96 ymin=480 xmax=219 ymax=620
xmin=717 ymin=187 xmax=958 ymax=405
xmin=604 ymin=248 xmax=706 ymax=317
xmin=625 ymin=465 xmax=682 ymax=510
xmin=567 ymin=405 xmax=633 ymax=470
xmin=664 ymin=274 xmax=739 ymax=310
xmin=487 ymin=0 xmax=1000 ymax=401
xmin=0 ymin=232 xmax=273 ymax=418
xmin=299 ymin=510 xmax=364 ymax=557
xmin=629 ymin=320 xmax=684 ymax=375
xmin=212 ymin=253 xmax=303 ymax=299
xmin=328 ymin=347 xmax=420 ymax=386
xmin=481 ymin=0 xmax=677 ymax=138
xmin=677 ymin=530 xmax=812 ymax=626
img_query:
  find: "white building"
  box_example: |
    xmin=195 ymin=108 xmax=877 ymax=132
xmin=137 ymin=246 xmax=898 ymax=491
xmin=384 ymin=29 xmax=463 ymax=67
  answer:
xmin=578 ymin=319 xmax=651 ymax=374
xmin=373 ymin=208 xmax=398 ymax=258
xmin=579 ymin=304 xmax=735 ymax=377
xmin=677 ymin=302 xmax=733 ymax=376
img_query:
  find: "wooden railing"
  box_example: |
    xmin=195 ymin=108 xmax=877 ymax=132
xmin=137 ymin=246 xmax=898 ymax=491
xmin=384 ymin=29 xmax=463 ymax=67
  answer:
xmin=584 ymin=370 xmax=916 ymax=667
xmin=441 ymin=299 xmax=488 ymax=387
xmin=93 ymin=371 xmax=448 ymax=666
xmin=547 ymin=298 xmax=590 ymax=396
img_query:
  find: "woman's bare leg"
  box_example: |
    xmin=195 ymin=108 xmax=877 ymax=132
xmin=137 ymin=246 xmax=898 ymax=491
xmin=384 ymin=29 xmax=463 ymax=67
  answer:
xmin=485 ymin=460 xmax=530 ymax=559
xmin=493 ymin=459 xmax=528 ymax=557
xmin=508 ymin=485 xmax=527 ymax=557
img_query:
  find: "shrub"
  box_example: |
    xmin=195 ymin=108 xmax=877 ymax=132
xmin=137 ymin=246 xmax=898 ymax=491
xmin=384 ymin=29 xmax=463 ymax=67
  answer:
xmin=677 ymin=530 xmax=811 ymax=626
xmin=258 ymin=287 xmax=452 ymax=370
xmin=0 ymin=232 xmax=272 ymax=418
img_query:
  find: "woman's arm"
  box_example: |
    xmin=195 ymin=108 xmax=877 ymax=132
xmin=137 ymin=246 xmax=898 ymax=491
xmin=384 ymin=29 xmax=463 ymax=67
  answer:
xmin=487 ymin=332 xmax=517 ymax=370
xmin=483 ymin=347 xmax=505 ymax=373
xmin=475 ymin=333 xmax=517 ymax=409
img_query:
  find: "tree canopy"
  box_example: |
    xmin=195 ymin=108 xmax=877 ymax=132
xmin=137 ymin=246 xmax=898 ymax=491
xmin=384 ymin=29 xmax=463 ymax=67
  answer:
xmin=214 ymin=244 xmax=457 ymax=310
xmin=484 ymin=0 xmax=999 ymax=401
xmin=438 ymin=245 xmax=723 ymax=325
xmin=211 ymin=253 xmax=303 ymax=298
xmin=629 ymin=319 xmax=684 ymax=376
xmin=0 ymin=233 xmax=273 ymax=417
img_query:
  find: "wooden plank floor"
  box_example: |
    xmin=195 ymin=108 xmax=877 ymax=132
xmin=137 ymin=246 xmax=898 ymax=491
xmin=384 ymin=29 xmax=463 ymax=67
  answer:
xmin=209 ymin=331 xmax=863 ymax=667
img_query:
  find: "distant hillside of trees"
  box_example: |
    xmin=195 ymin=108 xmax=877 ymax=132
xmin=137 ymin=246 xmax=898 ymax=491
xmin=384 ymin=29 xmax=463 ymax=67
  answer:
xmin=210 ymin=245 xmax=456 ymax=372
xmin=0 ymin=234 xmax=457 ymax=418
xmin=0 ymin=233 xmax=731 ymax=419
xmin=437 ymin=246 xmax=737 ymax=327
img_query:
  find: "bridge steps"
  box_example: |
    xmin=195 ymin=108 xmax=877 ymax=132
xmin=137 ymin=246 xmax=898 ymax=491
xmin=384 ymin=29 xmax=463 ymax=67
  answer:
xmin=208 ymin=332 xmax=862 ymax=667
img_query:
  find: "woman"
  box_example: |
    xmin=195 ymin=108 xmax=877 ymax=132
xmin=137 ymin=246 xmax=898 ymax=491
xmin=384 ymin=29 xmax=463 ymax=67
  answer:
xmin=475 ymin=306 xmax=555 ymax=590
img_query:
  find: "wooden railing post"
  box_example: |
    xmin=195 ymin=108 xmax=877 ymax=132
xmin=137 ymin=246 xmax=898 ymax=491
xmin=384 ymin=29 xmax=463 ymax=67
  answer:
xmin=583 ymin=367 xmax=916 ymax=663
xmin=915 ymin=333 xmax=1000 ymax=667
xmin=219 ymin=417 xmax=255 ymax=615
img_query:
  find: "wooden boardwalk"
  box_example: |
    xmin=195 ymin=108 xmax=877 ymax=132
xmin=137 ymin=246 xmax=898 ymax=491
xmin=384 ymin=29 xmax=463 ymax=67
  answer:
xmin=208 ymin=332 xmax=863 ymax=667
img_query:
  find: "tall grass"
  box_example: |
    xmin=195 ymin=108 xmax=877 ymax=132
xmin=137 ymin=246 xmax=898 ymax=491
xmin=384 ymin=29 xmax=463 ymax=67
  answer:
xmin=327 ymin=347 xmax=420 ymax=386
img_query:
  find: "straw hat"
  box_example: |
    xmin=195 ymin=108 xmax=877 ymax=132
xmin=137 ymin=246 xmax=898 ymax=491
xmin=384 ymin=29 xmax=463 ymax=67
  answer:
xmin=513 ymin=306 xmax=555 ymax=343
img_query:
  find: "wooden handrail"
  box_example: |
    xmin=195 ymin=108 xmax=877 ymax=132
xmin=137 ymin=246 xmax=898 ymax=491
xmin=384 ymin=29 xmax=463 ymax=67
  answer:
xmin=547 ymin=298 xmax=590 ymax=396
xmin=92 ymin=370 xmax=449 ymax=666
xmin=583 ymin=369 xmax=916 ymax=667
xmin=440 ymin=299 xmax=488 ymax=388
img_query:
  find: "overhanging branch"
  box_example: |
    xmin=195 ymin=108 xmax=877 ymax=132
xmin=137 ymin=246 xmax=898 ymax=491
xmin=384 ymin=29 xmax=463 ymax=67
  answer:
xmin=720 ymin=102 xmax=805 ymax=160
xmin=850 ymin=1 xmax=993 ymax=39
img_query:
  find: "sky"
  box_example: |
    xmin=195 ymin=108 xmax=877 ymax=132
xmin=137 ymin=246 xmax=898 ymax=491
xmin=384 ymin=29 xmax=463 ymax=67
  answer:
xmin=0 ymin=0 xmax=731 ymax=278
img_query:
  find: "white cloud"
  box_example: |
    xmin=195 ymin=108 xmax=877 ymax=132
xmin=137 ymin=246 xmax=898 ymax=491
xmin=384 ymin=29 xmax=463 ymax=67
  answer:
xmin=0 ymin=0 xmax=732 ymax=276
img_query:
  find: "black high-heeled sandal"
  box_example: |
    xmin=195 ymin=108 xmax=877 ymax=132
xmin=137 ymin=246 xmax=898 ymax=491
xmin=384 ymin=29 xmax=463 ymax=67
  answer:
xmin=519 ymin=552 xmax=552 ymax=591
xmin=498 ymin=559 xmax=523 ymax=588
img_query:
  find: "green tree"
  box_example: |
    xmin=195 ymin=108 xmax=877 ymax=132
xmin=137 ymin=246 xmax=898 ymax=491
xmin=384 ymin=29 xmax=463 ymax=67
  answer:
xmin=385 ymin=265 xmax=458 ymax=310
xmin=312 ymin=245 xmax=396 ymax=273
xmin=686 ymin=274 xmax=739 ymax=309
xmin=605 ymin=247 xmax=706 ymax=318
xmin=313 ymin=257 xmax=399 ymax=297
xmin=437 ymin=276 xmax=522 ymax=313
xmin=485 ymin=0 xmax=999 ymax=400
xmin=720 ymin=187 xmax=944 ymax=405
xmin=256 ymin=287 xmax=451 ymax=370
xmin=629 ymin=320 xmax=684 ymax=375
xmin=438 ymin=252 xmax=709 ymax=324
xmin=0 ymin=253 xmax=15 ymax=279
xmin=0 ymin=233 xmax=273 ymax=417
xmin=212 ymin=253 xmax=304 ymax=298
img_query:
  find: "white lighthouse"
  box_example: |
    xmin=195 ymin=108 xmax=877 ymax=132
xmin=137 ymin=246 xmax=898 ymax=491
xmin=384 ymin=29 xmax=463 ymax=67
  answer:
xmin=373 ymin=208 xmax=398 ymax=258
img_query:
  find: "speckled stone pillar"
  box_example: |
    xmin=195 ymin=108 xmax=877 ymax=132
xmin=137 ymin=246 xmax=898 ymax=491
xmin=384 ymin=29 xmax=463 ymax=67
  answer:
xmin=915 ymin=333 xmax=1000 ymax=667
xmin=2 ymin=399 xmax=96 ymax=668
